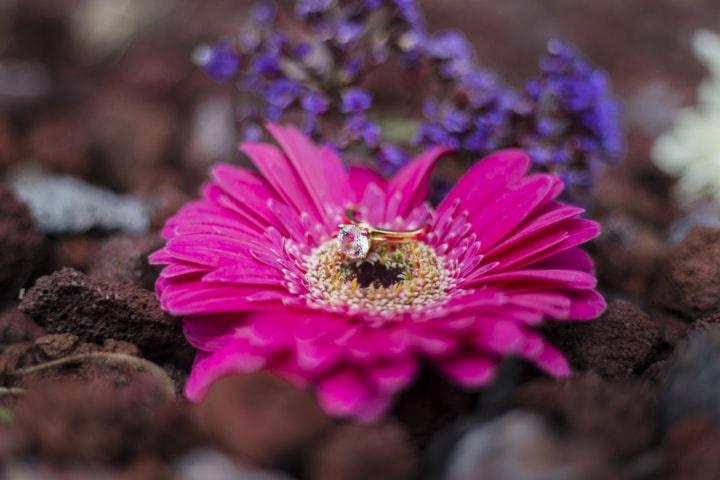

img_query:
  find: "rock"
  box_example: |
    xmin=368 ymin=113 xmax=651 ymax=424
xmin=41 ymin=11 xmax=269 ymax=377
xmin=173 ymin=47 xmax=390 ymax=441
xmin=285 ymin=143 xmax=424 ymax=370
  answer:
xmin=652 ymin=227 xmax=720 ymax=320
xmin=88 ymin=90 xmax=176 ymax=191
xmin=0 ymin=342 xmax=36 ymax=380
xmin=182 ymin=96 xmax=237 ymax=172
xmin=101 ymin=338 xmax=142 ymax=357
xmin=25 ymin=112 xmax=91 ymax=176
xmin=9 ymin=168 xmax=150 ymax=235
xmin=13 ymin=378 xmax=199 ymax=465
xmin=546 ymin=300 xmax=661 ymax=380
xmin=175 ymin=450 xmax=294 ymax=480
xmin=145 ymin=182 xmax=190 ymax=229
xmin=71 ymin=0 xmax=171 ymax=60
xmin=195 ymin=373 xmax=332 ymax=468
xmin=393 ymin=370 xmax=476 ymax=448
xmin=592 ymin=168 xmax=676 ymax=229
xmin=0 ymin=308 xmax=44 ymax=347
xmin=668 ymin=200 xmax=720 ymax=245
xmin=515 ymin=373 xmax=657 ymax=458
xmin=592 ymin=212 xmax=665 ymax=297
xmin=693 ymin=311 xmax=720 ymax=331
xmin=306 ymin=422 xmax=417 ymax=480
xmin=29 ymin=333 xmax=139 ymax=360
xmin=442 ymin=411 xmax=616 ymax=480
xmin=0 ymin=184 xmax=44 ymax=298
xmin=0 ymin=117 xmax=17 ymax=170
xmin=121 ymin=459 xmax=172 ymax=480
xmin=642 ymin=360 xmax=668 ymax=385
xmin=18 ymin=268 xmax=184 ymax=357
xmin=0 ymin=60 xmax=52 ymax=105
xmin=49 ymin=234 xmax=104 ymax=272
xmin=33 ymin=333 xmax=81 ymax=359
xmin=663 ymin=418 xmax=720 ymax=480
xmin=89 ymin=233 xmax=163 ymax=290
xmin=659 ymin=327 xmax=720 ymax=430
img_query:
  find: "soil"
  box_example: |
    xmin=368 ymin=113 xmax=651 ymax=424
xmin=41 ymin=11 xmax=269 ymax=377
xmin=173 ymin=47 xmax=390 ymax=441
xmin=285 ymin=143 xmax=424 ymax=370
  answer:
xmin=0 ymin=1 xmax=719 ymax=479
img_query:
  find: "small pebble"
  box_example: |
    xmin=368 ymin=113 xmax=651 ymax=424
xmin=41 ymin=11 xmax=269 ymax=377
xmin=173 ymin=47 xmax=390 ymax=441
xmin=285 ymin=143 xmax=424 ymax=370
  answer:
xmin=443 ymin=411 xmax=615 ymax=480
xmin=9 ymin=167 xmax=150 ymax=235
xmin=660 ymin=326 xmax=720 ymax=430
xmin=175 ymin=449 xmax=294 ymax=480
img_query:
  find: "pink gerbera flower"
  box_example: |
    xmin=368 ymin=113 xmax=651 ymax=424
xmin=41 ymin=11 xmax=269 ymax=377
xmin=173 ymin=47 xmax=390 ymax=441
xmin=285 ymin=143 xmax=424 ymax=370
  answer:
xmin=151 ymin=123 xmax=605 ymax=421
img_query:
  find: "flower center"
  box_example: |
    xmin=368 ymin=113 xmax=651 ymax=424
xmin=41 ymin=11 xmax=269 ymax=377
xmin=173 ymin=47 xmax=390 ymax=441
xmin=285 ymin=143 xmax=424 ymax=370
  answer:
xmin=303 ymin=239 xmax=453 ymax=317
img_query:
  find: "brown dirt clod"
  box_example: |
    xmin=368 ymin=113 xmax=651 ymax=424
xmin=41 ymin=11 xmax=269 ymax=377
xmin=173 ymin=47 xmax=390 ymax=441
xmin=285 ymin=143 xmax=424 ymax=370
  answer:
xmin=195 ymin=373 xmax=333 ymax=468
xmin=18 ymin=268 xmax=185 ymax=357
xmin=653 ymin=227 xmax=720 ymax=320
xmin=546 ymin=300 xmax=661 ymax=380
xmin=0 ymin=185 xmax=44 ymax=298
xmin=306 ymin=422 xmax=417 ymax=480
xmin=514 ymin=373 xmax=657 ymax=458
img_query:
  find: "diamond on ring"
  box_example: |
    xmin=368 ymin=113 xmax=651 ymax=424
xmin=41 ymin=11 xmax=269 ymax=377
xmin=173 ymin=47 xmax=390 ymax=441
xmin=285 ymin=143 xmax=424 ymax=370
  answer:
xmin=336 ymin=224 xmax=371 ymax=260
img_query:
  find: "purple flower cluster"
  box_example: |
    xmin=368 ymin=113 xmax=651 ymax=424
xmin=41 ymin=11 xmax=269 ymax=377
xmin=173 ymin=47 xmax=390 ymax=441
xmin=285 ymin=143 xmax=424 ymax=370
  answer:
xmin=514 ymin=39 xmax=624 ymax=198
xmin=416 ymin=30 xmax=517 ymax=155
xmin=416 ymin=36 xmax=623 ymax=201
xmin=194 ymin=0 xmax=425 ymax=174
xmin=196 ymin=1 xmax=623 ymax=201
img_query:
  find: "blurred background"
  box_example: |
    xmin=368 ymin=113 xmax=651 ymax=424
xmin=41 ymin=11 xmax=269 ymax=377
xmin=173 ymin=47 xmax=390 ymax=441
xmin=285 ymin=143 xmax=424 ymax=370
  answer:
xmin=1 ymin=0 xmax=718 ymax=183
xmin=2 ymin=1 xmax=720 ymax=478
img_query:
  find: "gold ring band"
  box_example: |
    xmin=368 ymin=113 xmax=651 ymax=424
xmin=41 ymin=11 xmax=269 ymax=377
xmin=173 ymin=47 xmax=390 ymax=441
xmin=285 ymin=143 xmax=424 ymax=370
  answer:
xmin=344 ymin=208 xmax=425 ymax=241
xmin=336 ymin=208 xmax=426 ymax=259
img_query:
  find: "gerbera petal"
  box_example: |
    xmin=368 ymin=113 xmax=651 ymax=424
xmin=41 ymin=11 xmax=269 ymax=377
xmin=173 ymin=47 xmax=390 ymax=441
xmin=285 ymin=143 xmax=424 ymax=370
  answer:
xmin=488 ymin=219 xmax=600 ymax=271
xmin=203 ymin=183 xmax=274 ymax=234
xmin=471 ymin=174 xmax=556 ymax=251
xmin=211 ymin=164 xmax=280 ymax=227
xmin=348 ymin=165 xmax=387 ymax=200
xmin=408 ymin=329 xmax=459 ymax=356
xmin=517 ymin=329 xmax=571 ymax=377
xmin=507 ymin=292 xmax=573 ymax=319
xmin=368 ymin=357 xmax=418 ymax=394
xmin=438 ymin=149 xmax=531 ymax=215
xmin=478 ymin=269 xmax=597 ymax=290
xmin=353 ymin=393 xmax=395 ymax=423
xmin=386 ymin=146 xmax=452 ymax=219
xmin=185 ymin=342 xmax=268 ymax=401
xmin=267 ymin=123 xmax=352 ymax=216
xmin=240 ymin=140 xmax=327 ymax=226
xmin=486 ymin=204 xmax=585 ymax=256
xmin=295 ymin=338 xmax=345 ymax=375
xmin=567 ymin=289 xmax=607 ymax=320
xmin=159 ymin=262 xmax=209 ymax=279
xmin=532 ymin=247 xmax=595 ymax=273
xmin=435 ymin=353 xmax=498 ymax=388
xmin=202 ymin=261 xmax=285 ymax=286
xmin=161 ymin=282 xmax=285 ymax=315
xmin=471 ymin=319 xmax=524 ymax=354
xmin=316 ymin=368 xmax=373 ymax=418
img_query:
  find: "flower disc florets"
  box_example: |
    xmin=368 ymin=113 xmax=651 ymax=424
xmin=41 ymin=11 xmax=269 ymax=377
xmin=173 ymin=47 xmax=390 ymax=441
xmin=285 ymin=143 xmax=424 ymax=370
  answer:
xmin=304 ymin=239 xmax=455 ymax=317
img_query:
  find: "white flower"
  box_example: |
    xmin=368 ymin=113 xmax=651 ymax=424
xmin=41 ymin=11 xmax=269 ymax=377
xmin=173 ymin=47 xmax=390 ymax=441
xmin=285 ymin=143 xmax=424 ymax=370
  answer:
xmin=653 ymin=30 xmax=720 ymax=203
